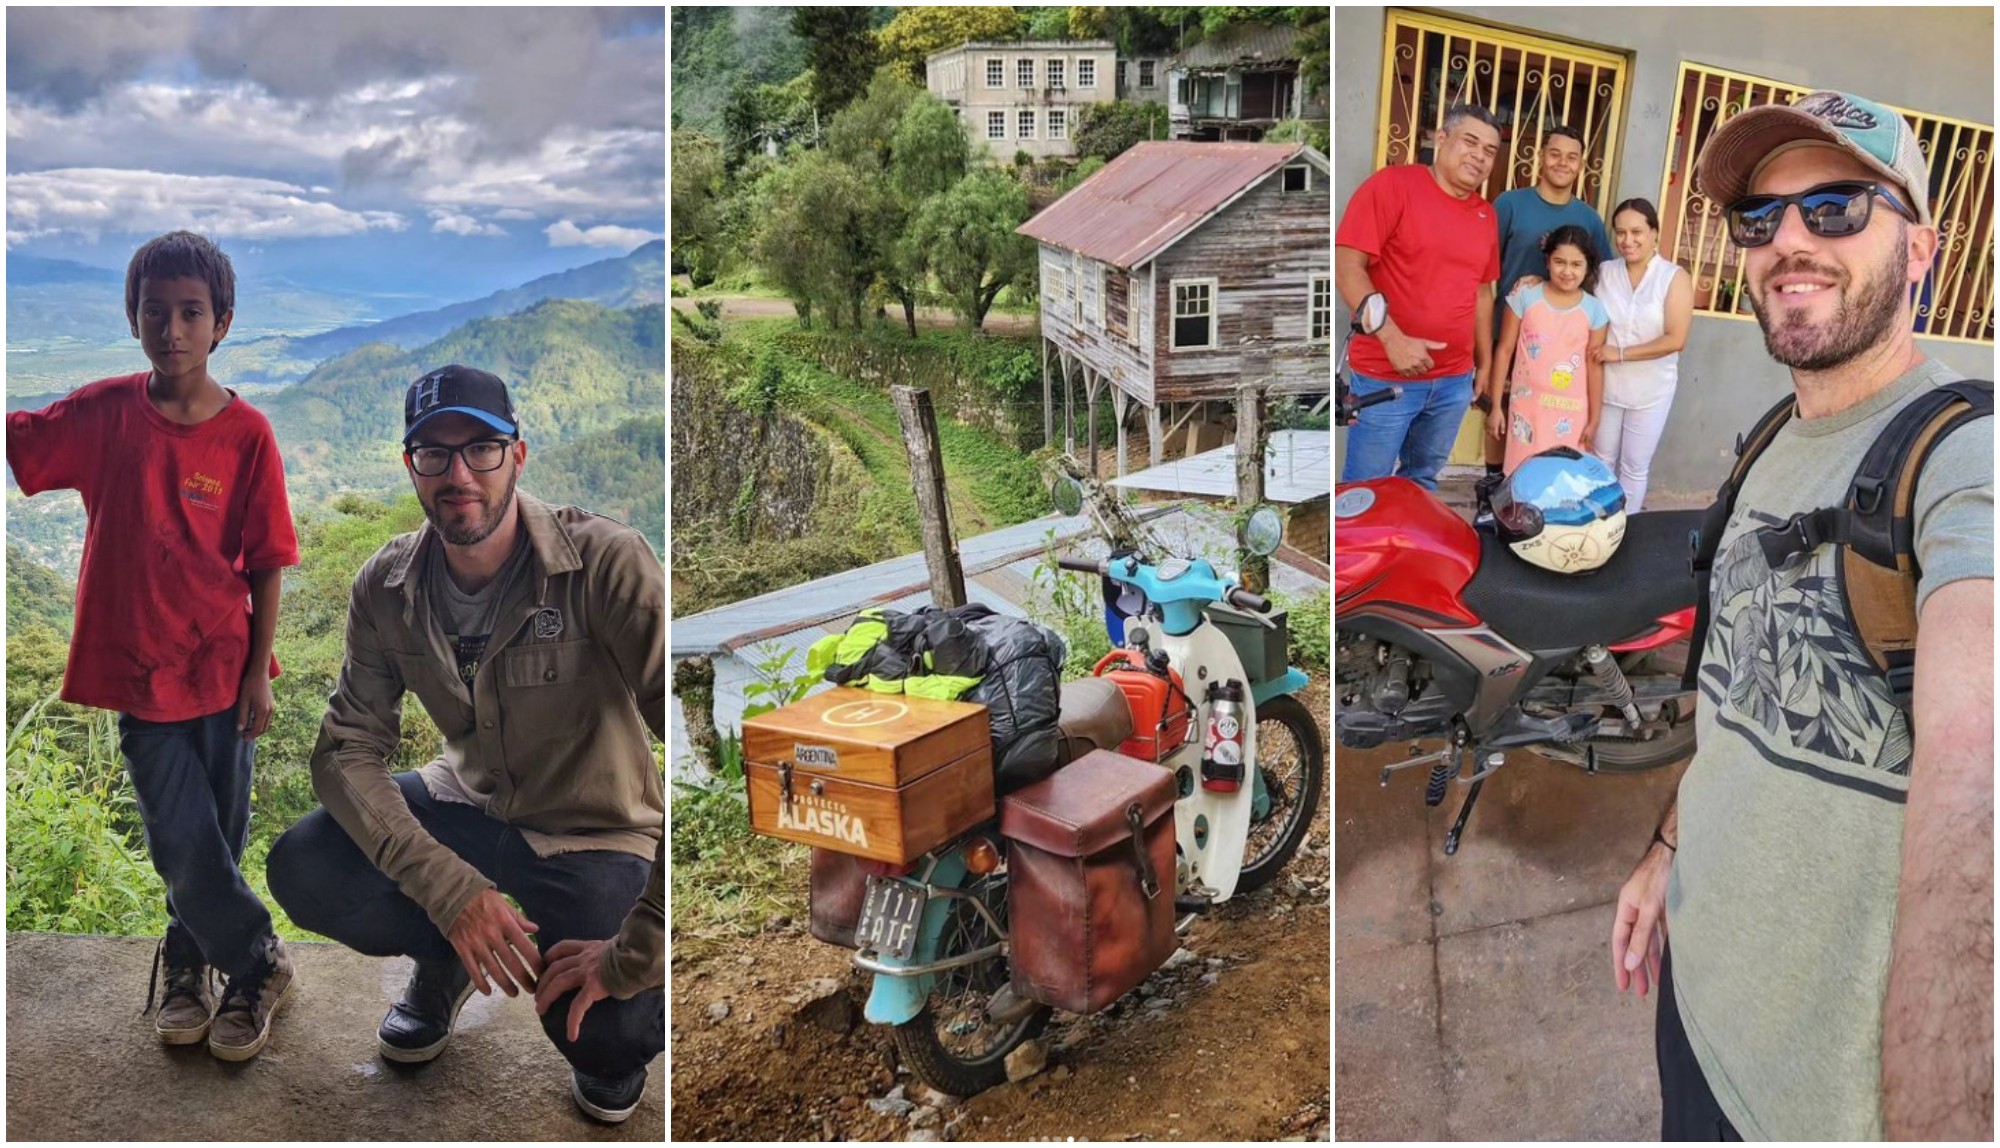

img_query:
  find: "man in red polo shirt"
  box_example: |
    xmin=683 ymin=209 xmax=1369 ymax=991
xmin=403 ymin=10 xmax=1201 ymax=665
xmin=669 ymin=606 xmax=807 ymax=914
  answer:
xmin=1336 ymin=103 xmax=1503 ymax=489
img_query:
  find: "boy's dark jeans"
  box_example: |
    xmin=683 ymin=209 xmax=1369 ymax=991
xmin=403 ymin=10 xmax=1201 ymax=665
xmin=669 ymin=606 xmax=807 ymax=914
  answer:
xmin=267 ymin=772 xmax=664 ymax=1081
xmin=118 ymin=708 xmax=277 ymax=980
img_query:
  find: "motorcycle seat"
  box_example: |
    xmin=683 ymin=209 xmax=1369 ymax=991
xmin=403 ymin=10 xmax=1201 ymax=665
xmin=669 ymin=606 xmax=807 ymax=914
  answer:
xmin=1052 ymin=677 xmax=1136 ymax=768
xmin=1462 ymin=509 xmax=1701 ymax=652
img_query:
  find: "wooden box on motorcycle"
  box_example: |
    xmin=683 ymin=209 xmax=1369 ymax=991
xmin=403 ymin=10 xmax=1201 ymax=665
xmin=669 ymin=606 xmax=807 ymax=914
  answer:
xmin=743 ymin=687 xmax=996 ymax=865
xmin=1000 ymin=749 xmax=1177 ymax=1015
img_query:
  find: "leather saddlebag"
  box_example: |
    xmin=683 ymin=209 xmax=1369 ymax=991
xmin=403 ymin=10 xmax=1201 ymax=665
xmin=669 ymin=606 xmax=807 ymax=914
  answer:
xmin=1001 ymin=749 xmax=1177 ymax=1014
xmin=809 ymin=847 xmax=868 ymax=948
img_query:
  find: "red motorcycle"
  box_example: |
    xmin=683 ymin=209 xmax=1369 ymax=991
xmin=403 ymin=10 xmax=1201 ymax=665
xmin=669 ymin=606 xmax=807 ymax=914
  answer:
xmin=1334 ymin=333 xmax=1699 ymax=853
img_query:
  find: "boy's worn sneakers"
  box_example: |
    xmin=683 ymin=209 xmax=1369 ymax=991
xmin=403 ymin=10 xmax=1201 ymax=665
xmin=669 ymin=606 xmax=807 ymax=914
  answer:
xmin=208 ymin=938 xmax=295 ymax=1062
xmin=570 ymin=1067 xmax=647 ymax=1124
xmin=146 ymin=937 xmax=216 ymax=1046
xmin=378 ymin=956 xmax=475 ymax=1064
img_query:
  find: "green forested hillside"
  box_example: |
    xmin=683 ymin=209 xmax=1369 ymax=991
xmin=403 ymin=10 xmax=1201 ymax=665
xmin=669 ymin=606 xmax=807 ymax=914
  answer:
xmin=523 ymin=415 xmax=667 ymax=553
xmin=265 ymin=299 xmax=665 ymax=507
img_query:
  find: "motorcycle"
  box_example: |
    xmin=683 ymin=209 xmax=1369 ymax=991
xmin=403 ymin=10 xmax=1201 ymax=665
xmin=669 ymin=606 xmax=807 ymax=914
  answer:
xmin=1334 ymin=319 xmax=1700 ymax=854
xmin=843 ymin=466 xmax=1326 ymax=1095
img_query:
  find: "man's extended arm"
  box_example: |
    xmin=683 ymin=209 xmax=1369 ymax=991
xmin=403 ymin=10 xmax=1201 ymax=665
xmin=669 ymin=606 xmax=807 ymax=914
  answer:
xmin=1882 ymin=577 xmax=1993 ymax=1139
xmin=598 ymin=532 xmax=667 ymax=996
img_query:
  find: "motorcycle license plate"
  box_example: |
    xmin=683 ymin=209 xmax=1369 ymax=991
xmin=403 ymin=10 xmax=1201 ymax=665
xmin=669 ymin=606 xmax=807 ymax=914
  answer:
xmin=857 ymin=876 xmax=926 ymax=961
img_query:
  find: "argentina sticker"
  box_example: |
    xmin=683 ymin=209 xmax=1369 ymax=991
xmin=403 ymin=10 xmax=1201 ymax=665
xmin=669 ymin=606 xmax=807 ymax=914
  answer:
xmin=533 ymin=607 xmax=564 ymax=639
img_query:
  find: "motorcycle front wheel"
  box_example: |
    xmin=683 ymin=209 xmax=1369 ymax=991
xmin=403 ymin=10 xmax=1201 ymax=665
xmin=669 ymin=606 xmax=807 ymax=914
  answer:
xmin=892 ymin=871 xmax=1051 ymax=1097
xmin=1235 ymin=693 xmax=1327 ymax=893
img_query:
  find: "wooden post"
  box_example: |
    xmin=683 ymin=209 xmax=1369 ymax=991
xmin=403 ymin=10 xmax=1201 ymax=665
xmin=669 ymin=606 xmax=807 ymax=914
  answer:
xmin=1111 ymin=388 xmax=1130 ymax=478
xmin=1235 ymin=380 xmax=1270 ymax=594
xmin=1084 ymin=370 xmax=1101 ymax=478
xmin=1041 ymin=339 xmax=1052 ymax=448
xmin=1146 ymin=403 xmax=1164 ymax=468
xmin=891 ymin=385 xmax=968 ymax=608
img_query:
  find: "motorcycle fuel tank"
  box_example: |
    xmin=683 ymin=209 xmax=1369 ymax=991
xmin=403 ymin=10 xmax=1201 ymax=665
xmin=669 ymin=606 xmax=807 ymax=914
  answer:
xmin=1334 ymin=478 xmax=1481 ymax=626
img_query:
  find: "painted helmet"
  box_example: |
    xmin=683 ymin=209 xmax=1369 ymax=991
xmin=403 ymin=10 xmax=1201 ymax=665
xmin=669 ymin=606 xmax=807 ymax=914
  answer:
xmin=1492 ymin=447 xmax=1628 ymax=574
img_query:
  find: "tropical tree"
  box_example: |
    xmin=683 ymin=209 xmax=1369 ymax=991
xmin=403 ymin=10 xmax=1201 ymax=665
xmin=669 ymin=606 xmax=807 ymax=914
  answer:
xmin=792 ymin=7 xmax=880 ymax=119
xmin=907 ymin=170 xmax=1037 ymax=331
xmin=1074 ymin=100 xmax=1168 ymax=162
xmin=827 ymin=72 xmax=923 ymax=172
xmin=756 ymin=152 xmax=880 ymax=328
xmin=670 ymin=131 xmax=725 ymax=286
xmin=877 ymin=6 xmax=1023 ymax=82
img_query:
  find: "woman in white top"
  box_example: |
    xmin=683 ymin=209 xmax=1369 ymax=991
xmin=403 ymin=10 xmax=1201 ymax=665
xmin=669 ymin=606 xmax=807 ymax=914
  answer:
xmin=1590 ymin=198 xmax=1694 ymax=512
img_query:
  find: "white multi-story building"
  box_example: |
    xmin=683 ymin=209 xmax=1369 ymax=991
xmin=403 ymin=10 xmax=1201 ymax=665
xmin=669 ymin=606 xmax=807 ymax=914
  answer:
xmin=925 ymin=40 xmax=1120 ymax=160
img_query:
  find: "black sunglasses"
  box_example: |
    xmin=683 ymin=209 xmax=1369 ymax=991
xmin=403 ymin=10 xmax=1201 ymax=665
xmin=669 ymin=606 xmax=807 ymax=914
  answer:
xmin=1725 ymin=181 xmax=1916 ymax=248
xmin=405 ymin=437 xmax=515 ymax=477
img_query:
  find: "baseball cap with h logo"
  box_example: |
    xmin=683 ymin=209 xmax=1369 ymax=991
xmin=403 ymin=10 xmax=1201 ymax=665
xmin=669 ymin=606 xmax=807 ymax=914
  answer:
xmin=403 ymin=365 xmax=518 ymax=446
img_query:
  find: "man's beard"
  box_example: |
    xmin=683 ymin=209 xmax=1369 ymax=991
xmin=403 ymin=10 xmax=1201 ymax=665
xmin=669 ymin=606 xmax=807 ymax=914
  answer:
xmin=422 ymin=467 xmax=517 ymax=546
xmin=1748 ymin=242 xmax=1908 ymax=372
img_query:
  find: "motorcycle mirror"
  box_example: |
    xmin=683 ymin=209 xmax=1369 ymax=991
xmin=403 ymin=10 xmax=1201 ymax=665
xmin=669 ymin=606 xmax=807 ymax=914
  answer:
xmin=1358 ymin=292 xmax=1387 ymax=335
xmin=1239 ymin=505 xmax=1285 ymax=557
xmin=1051 ymin=476 xmax=1086 ymax=517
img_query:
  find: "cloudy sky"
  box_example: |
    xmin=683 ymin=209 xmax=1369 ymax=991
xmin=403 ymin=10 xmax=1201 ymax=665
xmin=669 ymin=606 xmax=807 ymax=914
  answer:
xmin=6 ymin=7 xmax=664 ymax=304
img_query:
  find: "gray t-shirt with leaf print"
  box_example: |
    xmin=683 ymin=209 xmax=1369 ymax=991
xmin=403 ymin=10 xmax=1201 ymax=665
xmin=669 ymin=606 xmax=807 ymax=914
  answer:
xmin=1665 ymin=356 xmax=1992 ymax=1140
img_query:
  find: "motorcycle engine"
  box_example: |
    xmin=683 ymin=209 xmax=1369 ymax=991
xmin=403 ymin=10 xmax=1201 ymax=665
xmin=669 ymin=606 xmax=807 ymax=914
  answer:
xmin=1334 ymin=631 xmax=1455 ymax=748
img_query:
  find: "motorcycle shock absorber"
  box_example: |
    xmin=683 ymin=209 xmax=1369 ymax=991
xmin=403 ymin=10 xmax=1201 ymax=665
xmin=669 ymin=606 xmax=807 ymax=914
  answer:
xmin=1584 ymin=646 xmax=1644 ymax=732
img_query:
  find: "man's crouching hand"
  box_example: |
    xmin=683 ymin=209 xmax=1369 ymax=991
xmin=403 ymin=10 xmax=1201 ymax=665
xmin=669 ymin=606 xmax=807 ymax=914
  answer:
xmin=449 ymin=888 xmax=542 ymax=998
xmin=535 ymin=938 xmax=619 ymax=1042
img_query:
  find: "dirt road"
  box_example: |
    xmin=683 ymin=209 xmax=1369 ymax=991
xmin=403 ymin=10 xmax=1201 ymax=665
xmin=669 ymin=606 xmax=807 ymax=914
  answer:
xmin=672 ymin=295 xmax=1039 ymax=336
xmin=670 ymin=687 xmax=1331 ymax=1142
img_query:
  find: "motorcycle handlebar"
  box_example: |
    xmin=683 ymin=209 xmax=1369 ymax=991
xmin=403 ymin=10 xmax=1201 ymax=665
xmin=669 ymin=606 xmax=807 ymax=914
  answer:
xmin=1057 ymin=557 xmax=1104 ymax=574
xmin=1228 ymin=587 xmax=1271 ymax=613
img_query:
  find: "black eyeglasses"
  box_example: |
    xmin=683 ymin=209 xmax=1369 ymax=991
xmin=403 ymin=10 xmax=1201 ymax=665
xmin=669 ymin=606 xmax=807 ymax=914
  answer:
xmin=1725 ymin=181 xmax=1916 ymax=248
xmin=406 ymin=438 xmax=515 ymax=477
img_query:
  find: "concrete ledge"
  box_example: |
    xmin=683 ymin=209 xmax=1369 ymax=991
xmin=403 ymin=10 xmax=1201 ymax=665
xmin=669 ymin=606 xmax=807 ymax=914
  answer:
xmin=5 ymin=934 xmax=662 ymax=1141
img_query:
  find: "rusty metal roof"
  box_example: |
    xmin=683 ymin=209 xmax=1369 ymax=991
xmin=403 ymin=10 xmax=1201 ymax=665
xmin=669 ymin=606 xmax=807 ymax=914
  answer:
xmin=1016 ymin=140 xmax=1308 ymax=269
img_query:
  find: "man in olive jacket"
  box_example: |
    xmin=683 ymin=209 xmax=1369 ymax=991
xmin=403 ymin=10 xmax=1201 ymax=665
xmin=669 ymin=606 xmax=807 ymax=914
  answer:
xmin=269 ymin=365 xmax=664 ymax=1124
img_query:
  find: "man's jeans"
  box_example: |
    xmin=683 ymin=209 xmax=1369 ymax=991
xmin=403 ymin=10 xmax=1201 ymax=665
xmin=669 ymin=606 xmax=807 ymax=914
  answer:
xmin=118 ymin=708 xmax=277 ymax=979
xmin=1339 ymin=369 xmax=1476 ymax=490
xmin=267 ymin=773 xmax=664 ymax=1081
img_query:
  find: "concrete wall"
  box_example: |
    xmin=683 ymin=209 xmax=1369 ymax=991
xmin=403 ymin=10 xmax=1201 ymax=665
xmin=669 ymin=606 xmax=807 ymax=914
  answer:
xmin=1333 ymin=5 xmax=1996 ymax=497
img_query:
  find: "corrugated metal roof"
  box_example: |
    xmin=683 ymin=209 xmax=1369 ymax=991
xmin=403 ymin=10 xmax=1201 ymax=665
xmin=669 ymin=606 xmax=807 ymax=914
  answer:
xmin=1015 ymin=140 xmax=1305 ymax=269
xmin=1110 ymin=430 xmax=1331 ymax=504
xmin=1169 ymin=24 xmax=1307 ymax=72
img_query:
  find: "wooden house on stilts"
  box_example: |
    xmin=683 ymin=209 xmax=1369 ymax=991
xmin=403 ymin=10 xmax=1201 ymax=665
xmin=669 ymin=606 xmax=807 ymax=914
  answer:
xmin=1016 ymin=140 xmax=1331 ymax=475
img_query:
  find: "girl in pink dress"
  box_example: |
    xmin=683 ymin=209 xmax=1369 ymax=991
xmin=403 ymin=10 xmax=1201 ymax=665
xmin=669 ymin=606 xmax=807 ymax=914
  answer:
xmin=1485 ymin=225 xmax=1609 ymax=475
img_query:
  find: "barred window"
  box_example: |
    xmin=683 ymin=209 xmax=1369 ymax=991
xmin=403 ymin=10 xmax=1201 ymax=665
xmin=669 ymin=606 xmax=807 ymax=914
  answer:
xmin=1376 ymin=9 xmax=1629 ymax=217
xmin=1660 ymin=63 xmax=1995 ymax=344
xmin=1018 ymin=58 xmax=1035 ymax=88
xmin=986 ymin=58 xmax=1003 ymax=88
xmin=1139 ymin=60 xmax=1156 ymax=88
xmin=1310 ymin=276 xmax=1332 ymax=343
xmin=987 ymin=111 xmax=1006 ymax=140
xmin=1048 ymin=109 xmax=1067 ymax=140
xmin=1018 ymin=109 xmax=1036 ymax=139
xmin=1079 ymin=59 xmax=1097 ymax=88
xmin=1048 ymin=59 xmax=1065 ymax=89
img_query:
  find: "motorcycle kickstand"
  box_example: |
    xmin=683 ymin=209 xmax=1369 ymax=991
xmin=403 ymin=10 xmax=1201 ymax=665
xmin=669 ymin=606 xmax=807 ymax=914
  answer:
xmin=1443 ymin=751 xmax=1504 ymax=856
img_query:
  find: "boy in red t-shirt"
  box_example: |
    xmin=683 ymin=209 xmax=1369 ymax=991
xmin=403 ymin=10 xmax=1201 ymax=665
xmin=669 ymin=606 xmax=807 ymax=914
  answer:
xmin=6 ymin=231 xmax=300 ymax=1062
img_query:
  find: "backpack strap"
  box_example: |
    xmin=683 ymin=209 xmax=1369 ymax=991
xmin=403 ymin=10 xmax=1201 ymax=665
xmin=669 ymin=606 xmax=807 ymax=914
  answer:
xmin=1682 ymin=391 xmax=1799 ymax=690
xmin=1838 ymin=379 xmax=1992 ymax=707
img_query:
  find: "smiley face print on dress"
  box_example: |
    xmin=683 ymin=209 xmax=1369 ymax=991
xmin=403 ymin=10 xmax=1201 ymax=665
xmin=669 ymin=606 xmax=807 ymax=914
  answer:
xmin=1550 ymin=353 xmax=1581 ymax=391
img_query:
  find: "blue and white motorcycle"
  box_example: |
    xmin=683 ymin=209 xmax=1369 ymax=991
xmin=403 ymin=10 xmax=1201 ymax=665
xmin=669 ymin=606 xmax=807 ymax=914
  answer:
xmin=846 ymin=472 xmax=1325 ymax=1095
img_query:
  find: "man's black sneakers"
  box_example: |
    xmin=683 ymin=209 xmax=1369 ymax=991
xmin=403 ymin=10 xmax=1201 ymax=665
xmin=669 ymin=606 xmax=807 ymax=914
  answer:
xmin=570 ymin=1067 xmax=646 ymax=1123
xmin=378 ymin=956 xmax=475 ymax=1063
